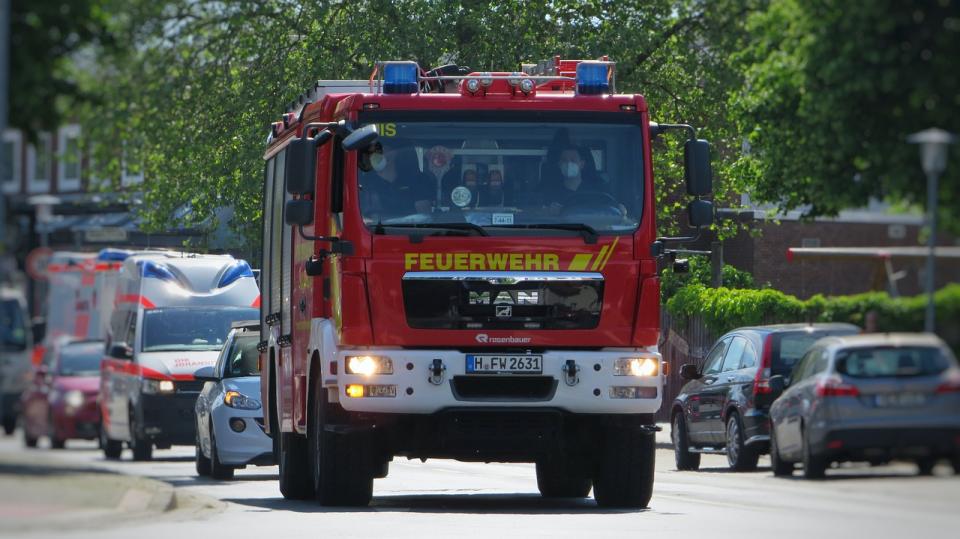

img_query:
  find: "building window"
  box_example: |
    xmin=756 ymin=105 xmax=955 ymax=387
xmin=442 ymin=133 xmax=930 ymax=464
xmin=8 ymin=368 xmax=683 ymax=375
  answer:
xmin=58 ymin=125 xmax=82 ymax=192
xmin=1 ymin=130 xmax=21 ymax=193
xmin=27 ymin=132 xmax=52 ymax=193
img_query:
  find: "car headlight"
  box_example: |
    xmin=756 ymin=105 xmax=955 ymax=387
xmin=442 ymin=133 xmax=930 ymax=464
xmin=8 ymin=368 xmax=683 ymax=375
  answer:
xmin=345 ymin=355 xmax=393 ymax=376
xmin=142 ymin=379 xmax=175 ymax=394
xmin=224 ymin=390 xmax=261 ymax=410
xmin=64 ymin=390 xmax=84 ymax=409
xmin=613 ymin=357 xmax=659 ymax=377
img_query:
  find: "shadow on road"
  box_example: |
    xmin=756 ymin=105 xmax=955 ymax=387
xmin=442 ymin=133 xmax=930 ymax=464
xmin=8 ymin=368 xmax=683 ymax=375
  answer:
xmin=0 ymin=461 xmax=119 ymax=477
xmin=161 ymin=473 xmax=280 ymax=487
xmin=224 ymin=492 xmax=646 ymax=515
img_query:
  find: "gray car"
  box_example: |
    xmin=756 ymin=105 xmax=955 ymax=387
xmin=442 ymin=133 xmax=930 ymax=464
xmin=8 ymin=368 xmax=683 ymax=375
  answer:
xmin=768 ymin=333 xmax=960 ymax=479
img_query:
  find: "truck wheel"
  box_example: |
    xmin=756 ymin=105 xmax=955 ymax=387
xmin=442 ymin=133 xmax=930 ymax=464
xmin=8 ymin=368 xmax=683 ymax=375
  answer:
xmin=310 ymin=386 xmax=373 ymax=506
xmin=535 ymin=456 xmax=592 ymax=498
xmin=671 ymin=413 xmax=700 ymax=471
xmin=801 ymin=428 xmax=826 ymax=479
xmin=101 ymin=424 xmax=122 ymax=460
xmin=592 ymin=424 xmax=655 ymax=509
xmin=195 ymin=431 xmax=211 ymax=477
xmin=129 ymin=411 xmax=153 ymax=462
xmin=3 ymin=415 xmax=15 ymax=435
xmin=769 ymin=427 xmax=794 ymax=477
xmin=725 ymin=414 xmax=759 ymax=471
xmin=209 ymin=425 xmax=235 ymax=480
xmin=278 ymin=430 xmax=314 ymax=499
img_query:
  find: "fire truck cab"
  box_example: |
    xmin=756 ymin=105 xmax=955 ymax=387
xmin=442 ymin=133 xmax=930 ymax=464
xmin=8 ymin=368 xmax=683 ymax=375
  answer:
xmin=260 ymin=57 xmax=713 ymax=508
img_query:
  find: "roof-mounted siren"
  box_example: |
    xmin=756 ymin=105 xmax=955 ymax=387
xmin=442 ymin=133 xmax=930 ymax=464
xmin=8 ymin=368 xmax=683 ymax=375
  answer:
xmin=381 ymin=61 xmax=420 ymax=94
xmin=576 ymin=61 xmax=612 ymax=95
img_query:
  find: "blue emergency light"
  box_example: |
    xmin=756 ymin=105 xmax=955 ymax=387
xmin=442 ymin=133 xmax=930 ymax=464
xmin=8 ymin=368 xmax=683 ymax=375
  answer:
xmin=383 ymin=62 xmax=419 ymax=94
xmin=218 ymin=260 xmax=254 ymax=288
xmin=576 ymin=61 xmax=610 ymax=95
xmin=97 ymin=248 xmax=132 ymax=262
xmin=138 ymin=260 xmax=177 ymax=281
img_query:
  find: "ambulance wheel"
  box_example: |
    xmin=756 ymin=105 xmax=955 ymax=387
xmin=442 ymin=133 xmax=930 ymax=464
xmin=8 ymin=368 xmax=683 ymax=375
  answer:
xmin=101 ymin=424 xmax=122 ymax=460
xmin=536 ymin=456 xmax=592 ymax=498
xmin=209 ymin=425 xmax=234 ymax=480
xmin=310 ymin=386 xmax=373 ymax=507
xmin=129 ymin=410 xmax=153 ymax=461
xmin=592 ymin=424 xmax=655 ymax=509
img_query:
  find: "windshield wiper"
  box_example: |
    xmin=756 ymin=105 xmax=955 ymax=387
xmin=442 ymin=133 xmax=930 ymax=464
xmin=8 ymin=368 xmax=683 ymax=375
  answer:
xmin=487 ymin=223 xmax=598 ymax=244
xmin=380 ymin=222 xmax=489 ymax=238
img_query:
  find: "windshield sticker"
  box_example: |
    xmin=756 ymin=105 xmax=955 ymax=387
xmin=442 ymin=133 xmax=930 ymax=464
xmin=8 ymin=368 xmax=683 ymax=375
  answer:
xmin=451 ymin=186 xmax=472 ymax=207
xmin=492 ymin=213 xmax=514 ymax=225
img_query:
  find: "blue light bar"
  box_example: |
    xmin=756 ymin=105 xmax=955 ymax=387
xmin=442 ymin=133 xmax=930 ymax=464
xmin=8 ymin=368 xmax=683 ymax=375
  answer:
xmin=97 ymin=248 xmax=132 ymax=262
xmin=218 ymin=260 xmax=254 ymax=288
xmin=383 ymin=61 xmax=419 ymax=94
xmin=576 ymin=61 xmax=610 ymax=95
xmin=138 ymin=260 xmax=177 ymax=281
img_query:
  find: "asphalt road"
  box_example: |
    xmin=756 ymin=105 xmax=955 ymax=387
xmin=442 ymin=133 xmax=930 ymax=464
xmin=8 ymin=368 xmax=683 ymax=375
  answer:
xmin=2 ymin=430 xmax=958 ymax=539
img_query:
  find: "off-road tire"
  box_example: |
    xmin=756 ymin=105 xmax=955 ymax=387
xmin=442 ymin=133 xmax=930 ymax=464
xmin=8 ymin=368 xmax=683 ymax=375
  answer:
xmin=209 ymin=425 xmax=235 ymax=480
xmin=769 ymin=426 xmax=794 ymax=477
xmin=101 ymin=424 xmax=122 ymax=460
xmin=672 ymin=412 xmax=701 ymax=471
xmin=802 ymin=428 xmax=827 ymax=479
xmin=536 ymin=456 xmax=592 ymax=498
xmin=592 ymin=424 xmax=655 ymax=508
xmin=310 ymin=386 xmax=373 ymax=506
xmin=195 ymin=430 xmax=211 ymax=476
xmin=725 ymin=413 xmax=760 ymax=471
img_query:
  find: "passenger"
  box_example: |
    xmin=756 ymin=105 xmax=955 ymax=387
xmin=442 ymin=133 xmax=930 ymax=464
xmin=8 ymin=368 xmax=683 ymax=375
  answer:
xmin=359 ymin=142 xmax=433 ymax=217
xmin=480 ymin=169 xmax=507 ymax=207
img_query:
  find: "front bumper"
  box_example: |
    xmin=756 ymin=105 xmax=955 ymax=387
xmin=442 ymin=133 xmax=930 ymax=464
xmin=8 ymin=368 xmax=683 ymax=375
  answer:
xmin=333 ymin=348 xmax=663 ymax=415
xmin=139 ymin=392 xmax=200 ymax=446
xmin=211 ymin=410 xmax=274 ymax=466
xmin=816 ymin=427 xmax=960 ymax=460
xmin=51 ymin=399 xmax=100 ymax=440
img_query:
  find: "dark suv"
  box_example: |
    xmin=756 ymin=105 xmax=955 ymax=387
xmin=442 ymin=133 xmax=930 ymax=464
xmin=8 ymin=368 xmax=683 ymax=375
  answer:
xmin=671 ymin=323 xmax=860 ymax=471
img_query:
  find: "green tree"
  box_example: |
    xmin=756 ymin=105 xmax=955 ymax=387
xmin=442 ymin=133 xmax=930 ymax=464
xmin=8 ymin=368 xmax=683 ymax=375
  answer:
xmin=730 ymin=0 xmax=960 ymax=232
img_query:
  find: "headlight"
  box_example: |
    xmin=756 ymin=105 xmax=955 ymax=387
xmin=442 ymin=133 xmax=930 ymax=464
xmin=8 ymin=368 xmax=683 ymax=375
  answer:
xmin=613 ymin=357 xmax=659 ymax=377
xmin=345 ymin=355 xmax=393 ymax=376
xmin=224 ymin=390 xmax=261 ymax=410
xmin=142 ymin=379 xmax=175 ymax=394
xmin=64 ymin=390 xmax=84 ymax=409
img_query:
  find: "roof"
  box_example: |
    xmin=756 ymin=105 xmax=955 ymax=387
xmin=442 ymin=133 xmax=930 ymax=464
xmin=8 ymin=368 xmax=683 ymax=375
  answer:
xmin=733 ymin=323 xmax=861 ymax=334
xmin=230 ymin=320 xmax=260 ymax=331
xmin=815 ymin=332 xmax=948 ymax=350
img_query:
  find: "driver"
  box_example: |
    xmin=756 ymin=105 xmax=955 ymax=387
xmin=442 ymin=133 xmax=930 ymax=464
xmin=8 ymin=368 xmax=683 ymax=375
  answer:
xmin=542 ymin=145 xmax=607 ymax=208
xmin=359 ymin=142 xmax=433 ymax=217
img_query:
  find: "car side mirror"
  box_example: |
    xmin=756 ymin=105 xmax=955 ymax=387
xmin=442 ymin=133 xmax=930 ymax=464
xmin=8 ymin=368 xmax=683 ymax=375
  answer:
xmin=285 ymin=199 xmax=314 ymax=226
xmin=194 ymin=366 xmax=219 ymax=383
xmin=342 ymin=124 xmax=379 ymax=152
xmin=684 ymin=139 xmax=712 ymax=195
xmin=108 ymin=343 xmax=133 ymax=360
xmin=679 ymin=363 xmax=701 ymax=380
xmin=688 ymin=199 xmax=713 ymax=227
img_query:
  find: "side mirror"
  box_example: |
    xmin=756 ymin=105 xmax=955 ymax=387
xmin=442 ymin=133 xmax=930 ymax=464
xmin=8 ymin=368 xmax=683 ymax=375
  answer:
xmin=688 ymin=199 xmax=714 ymax=227
xmin=31 ymin=318 xmax=46 ymax=344
xmin=684 ymin=139 xmax=712 ymax=196
xmin=679 ymin=363 xmax=701 ymax=380
xmin=108 ymin=343 xmax=133 ymax=360
xmin=672 ymin=258 xmax=690 ymax=274
xmin=342 ymin=124 xmax=380 ymax=152
xmin=194 ymin=366 xmax=219 ymax=383
xmin=285 ymin=199 xmax=314 ymax=226
xmin=285 ymin=138 xmax=317 ymax=195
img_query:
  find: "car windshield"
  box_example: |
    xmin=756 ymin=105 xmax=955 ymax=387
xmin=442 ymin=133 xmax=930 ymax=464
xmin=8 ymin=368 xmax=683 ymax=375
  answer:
xmin=0 ymin=299 xmax=27 ymax=351
xmin=58 ymin=342 xmax=105 ymax=376
xmin=141 ymin=307 xmax=259 ymax=352
xmin=772 ymin=329 xmax=858 ymax=376
xmin=836 ymin=346 xmax=952 ymax=378
xmin=223 ymin=335 xmax=260 ymax=378
xmin=354 ymin=114 xmax=644 ymax=234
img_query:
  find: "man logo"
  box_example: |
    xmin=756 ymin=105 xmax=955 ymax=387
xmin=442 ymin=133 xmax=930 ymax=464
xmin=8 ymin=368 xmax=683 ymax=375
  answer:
xmin=495 ymin=305 xmax=512 ymax=318
xmin=475 ymin=334 xmax=489 ymax=343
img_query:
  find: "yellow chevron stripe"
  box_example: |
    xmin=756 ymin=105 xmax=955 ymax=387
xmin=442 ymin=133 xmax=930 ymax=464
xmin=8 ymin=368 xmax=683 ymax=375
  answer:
xmin=568 ymin=253 xmax=593 ymax=271
xmin=590 ymin=245 xmax=609 ymax=271
xmin=598 ymin=237 xmax=620 ymax=271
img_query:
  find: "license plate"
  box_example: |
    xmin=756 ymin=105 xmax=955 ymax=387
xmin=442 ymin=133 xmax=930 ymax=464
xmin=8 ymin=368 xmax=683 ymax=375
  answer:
xmin=465 ymin=354 xmax=543 ymax=374
xmin=874 ymin=392 xmax=927 ymax=407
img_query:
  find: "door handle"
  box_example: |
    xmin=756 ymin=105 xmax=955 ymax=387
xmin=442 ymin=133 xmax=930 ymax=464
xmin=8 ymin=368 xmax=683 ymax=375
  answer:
xmin=726 ymin=376 xmax=736 ymax=382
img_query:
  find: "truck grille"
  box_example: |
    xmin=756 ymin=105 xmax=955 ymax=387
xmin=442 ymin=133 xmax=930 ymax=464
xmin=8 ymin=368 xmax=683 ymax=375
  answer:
xmin=451 ymin=375 xmax=557 ymax=401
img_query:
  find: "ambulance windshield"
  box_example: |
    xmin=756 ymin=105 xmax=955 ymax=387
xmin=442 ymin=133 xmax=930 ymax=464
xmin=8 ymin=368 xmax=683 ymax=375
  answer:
xmin=354 ymin=114 xmax=644 ymax=234
xmin=141 ymin=307 xmax=259 ymax=352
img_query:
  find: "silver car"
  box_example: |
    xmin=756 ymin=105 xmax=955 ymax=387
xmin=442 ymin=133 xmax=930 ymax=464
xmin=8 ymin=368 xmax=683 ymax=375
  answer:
xmin=769 ymin=333 xmax=960 ymax=479
xmin=193 ymin=322 xmax=274 ymax=480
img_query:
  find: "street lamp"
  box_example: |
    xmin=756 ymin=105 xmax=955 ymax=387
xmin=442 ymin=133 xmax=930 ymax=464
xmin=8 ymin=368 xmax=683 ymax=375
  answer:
xmin=907 ymin=128 xmax=956 ymax=333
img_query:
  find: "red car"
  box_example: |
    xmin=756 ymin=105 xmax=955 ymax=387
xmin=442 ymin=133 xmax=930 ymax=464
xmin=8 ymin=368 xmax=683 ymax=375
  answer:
xmin=21 ymin=340 xmax=103 ymax=448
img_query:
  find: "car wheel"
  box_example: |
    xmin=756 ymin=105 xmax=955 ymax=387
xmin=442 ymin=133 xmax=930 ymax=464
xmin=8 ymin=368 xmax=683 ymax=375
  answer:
xmin=23 ymin=427 xmax=38 ymax=448
xmin=310 ymin=386 xmax=373 ymax=506
xmin=726 ymin=413 xmax=759 ymax=472
xmin=769 ymin=426 xmax=793 ymax=477
xmin=916 ymin=457 xmax=937 ymax=476
xmin=209 ymin=425 xmax=234 ymax=480
xmin=100 ymin=423 xmax=122 ymax=460
xmin=952 ymin=458 xmax=960 ymax=476
xmin=129 ymin=410 xmax=153 ymax=462
xmin=3 ymin=415 xmax=16 ymax=436
xmin=592 ymin=423 xmax=655 ymax=508
xmin=801 ymin=428 xmax=827 ymax=480
xmin=536 ymin=455 xmax=592 ymax=498
xmin=50 ymin=437 xmax=66 ymax=449
xmin=195 ymin=430 xmax=211 ymax=477
xmin=671 ymin=412 xmax=701 ymax=471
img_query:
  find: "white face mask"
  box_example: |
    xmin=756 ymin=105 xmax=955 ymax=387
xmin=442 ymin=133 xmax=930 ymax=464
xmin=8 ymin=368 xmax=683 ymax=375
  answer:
xmin=562 ymin=161 xmax=580 ymax=178
xmin=370 ymin=152 xmax=388 ymax=172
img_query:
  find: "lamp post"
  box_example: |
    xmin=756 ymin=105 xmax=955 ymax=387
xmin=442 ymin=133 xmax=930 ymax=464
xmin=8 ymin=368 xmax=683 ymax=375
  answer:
xmin=907 ymin=128 xmax=956 ymax=333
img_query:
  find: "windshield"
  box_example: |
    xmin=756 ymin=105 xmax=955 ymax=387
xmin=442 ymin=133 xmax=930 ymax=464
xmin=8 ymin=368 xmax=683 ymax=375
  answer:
xmin=58 ymin=342 xmax=105 ymax=376
xmin=141 ymin=307 xmax=259 ymax=352
xmin=223 ymin=335 xmax=260 ymax=378
xmin=836 ymin=346 xmax=952 ymax=378
xmin=355 ymin=114 xmax=644 ymax=234
xmin=0 ymin=299 xmax=27 ymax=351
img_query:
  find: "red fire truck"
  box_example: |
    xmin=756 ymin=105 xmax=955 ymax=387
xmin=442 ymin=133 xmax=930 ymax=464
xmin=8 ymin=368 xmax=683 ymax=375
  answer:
xmin=259 ymin=57 xmax=713 ymax=508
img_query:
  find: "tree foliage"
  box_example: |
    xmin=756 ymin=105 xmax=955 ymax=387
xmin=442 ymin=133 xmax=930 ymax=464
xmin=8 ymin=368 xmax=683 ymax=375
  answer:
xmin=730 ymin=0 xmax=960 ymax=231
xmin=78 ymin=0 xmax=762 ymax=249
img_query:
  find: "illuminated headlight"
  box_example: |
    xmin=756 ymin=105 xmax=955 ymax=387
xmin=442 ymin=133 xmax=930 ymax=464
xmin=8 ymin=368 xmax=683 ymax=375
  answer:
xmin=346 ymin=355 xmax=393 ymax=376
xmin=613 ymin=357 xmax=659 ymax=377
xmin=142 ymin=379 xmax=175 ymax=394
xmin=224 ymin=390 xmax=261 ymax=410
xmin=64 ymin=390 xmax=84 ymax=409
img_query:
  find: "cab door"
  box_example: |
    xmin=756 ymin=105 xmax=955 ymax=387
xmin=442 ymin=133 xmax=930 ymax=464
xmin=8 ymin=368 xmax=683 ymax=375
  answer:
xmin=703 ymin=336 xmax=748 ymax=444
xmin=688 ymin=337 xmax=731 ymax=444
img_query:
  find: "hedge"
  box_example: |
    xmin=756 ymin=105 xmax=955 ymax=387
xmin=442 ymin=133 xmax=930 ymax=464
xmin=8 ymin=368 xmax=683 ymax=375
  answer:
xmin=665 ymin=283 xmax=960 ymax=353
